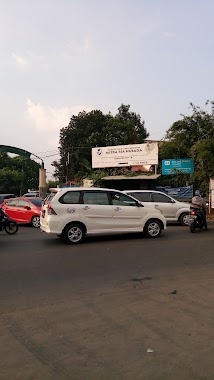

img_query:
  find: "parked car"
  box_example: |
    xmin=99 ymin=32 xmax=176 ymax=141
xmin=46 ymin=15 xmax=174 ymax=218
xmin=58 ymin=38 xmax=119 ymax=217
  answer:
xmin=0 ymin=194 xmax=16 ymax=206
xmin=22 ymin=191 xmax=40 ymax=198
xmin=40 ymin=187 xmax=167 ymax=244
xmin=123 ymin=190 xmax=190 ymax=226
xmin=1 ymin=197 xmax=42 ymax=227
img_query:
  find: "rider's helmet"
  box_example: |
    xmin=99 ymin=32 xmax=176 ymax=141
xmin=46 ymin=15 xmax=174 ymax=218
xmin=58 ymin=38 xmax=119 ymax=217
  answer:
xmin=195 ymin=190 xmax=201 ymax=196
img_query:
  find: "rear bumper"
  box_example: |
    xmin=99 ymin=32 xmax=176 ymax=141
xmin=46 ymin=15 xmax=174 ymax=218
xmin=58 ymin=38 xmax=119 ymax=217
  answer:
xmin=40 ymin=218 xmax=62 ymax=234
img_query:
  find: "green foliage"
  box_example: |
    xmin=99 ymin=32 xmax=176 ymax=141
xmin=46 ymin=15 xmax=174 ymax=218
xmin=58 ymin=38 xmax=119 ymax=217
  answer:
xmin=0 ymin=153 xmax=40 ymax=195
xmin=53 ymin=104 xmax=149 ymax=181
xmin=159 ymin=101 xmax=214 ymax=194
xmin=0 ymin=168 xmax=22 ymax=194
xmin=46 ymin=180 xmax=60 ymax=189
xmin=165 ymin=102 xmax=214 ymax=156
xmin=52 ymin=100 xmax=214 ymax=194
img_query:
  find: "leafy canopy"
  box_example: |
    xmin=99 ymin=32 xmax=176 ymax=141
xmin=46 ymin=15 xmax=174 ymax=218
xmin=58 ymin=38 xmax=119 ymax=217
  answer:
xmin=159 ymin=101 xmax=214 ymax=193
xmin=53 ymin=104 xmax=149 ymax=181
xmin=0 ymin=152 xmax=40 ymax=195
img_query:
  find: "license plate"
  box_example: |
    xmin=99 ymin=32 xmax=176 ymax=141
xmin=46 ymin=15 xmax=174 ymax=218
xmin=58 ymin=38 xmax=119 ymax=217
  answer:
xmin=189 ymin=216 xmax=197 ymax=222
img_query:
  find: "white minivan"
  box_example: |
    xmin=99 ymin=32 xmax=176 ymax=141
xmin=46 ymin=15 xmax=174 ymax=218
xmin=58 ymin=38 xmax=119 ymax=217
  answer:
xmin=40 ymin=187 xmax=167 ymax=244
xmin=123 ymin=190 xmax=190 ymax=225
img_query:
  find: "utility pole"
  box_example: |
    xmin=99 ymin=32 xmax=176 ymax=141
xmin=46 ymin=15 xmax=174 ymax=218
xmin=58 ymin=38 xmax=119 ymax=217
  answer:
xmin=39 ymin=161 xmax=47 ymax=198
xmin=65 ymin=152 xmax=70 ymax=184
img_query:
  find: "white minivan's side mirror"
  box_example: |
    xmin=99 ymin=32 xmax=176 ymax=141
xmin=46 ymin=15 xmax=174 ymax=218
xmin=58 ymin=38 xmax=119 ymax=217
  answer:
xmin=136 ymin=201 xmax=143 ymax=207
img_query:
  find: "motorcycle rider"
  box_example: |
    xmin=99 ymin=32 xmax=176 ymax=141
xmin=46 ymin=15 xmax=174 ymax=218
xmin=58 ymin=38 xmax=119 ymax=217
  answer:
xmin=191 ymin=190 xmax=208 ymax=230
xmin=0 ymin=208 xmax=5 ymax=230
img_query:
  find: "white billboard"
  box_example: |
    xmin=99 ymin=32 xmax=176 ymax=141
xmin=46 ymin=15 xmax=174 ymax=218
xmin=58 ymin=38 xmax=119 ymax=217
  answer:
xmin=92 ymin=142 xmax=158 ymax=168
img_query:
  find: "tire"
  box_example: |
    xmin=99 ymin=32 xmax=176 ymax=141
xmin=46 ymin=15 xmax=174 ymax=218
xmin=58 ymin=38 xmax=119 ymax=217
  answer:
xmin=63 ymin=223 xmax=85 ymax=244
xmin=31 ymin=215 xmax=40 ymax=228
xmin=5 ymin=221 xmax=18 ymax=235
xmin=179 ymin=213 xmax=190 ymax=226
xmin=144 ymin=219 xmax=162 ymax=238
xmin=190 ymin=223 xmax=195 ymax=233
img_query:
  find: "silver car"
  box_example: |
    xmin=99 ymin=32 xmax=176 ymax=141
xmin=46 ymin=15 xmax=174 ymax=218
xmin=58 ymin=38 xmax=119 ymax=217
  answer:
xmin=123 ymin=190 xmax=190 ymax=226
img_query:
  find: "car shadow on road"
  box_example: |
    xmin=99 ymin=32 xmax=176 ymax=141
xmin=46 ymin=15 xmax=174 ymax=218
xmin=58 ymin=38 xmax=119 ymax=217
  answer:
xmin=41 ymin=231 xmax=167 ymax=247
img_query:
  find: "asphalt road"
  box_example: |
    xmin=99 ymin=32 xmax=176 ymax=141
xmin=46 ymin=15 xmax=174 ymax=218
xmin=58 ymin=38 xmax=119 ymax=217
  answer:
xmin=1 ymin=223 xmax=214 ymax=380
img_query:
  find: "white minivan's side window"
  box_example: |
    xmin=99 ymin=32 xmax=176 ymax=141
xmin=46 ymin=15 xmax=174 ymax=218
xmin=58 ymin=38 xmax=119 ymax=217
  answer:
xmin=82 ymin=191 xmax=109 ymax=205
xmin=129 ymin=192 xmax=151 ymax=202
xmin=152 ymin=193 xmax=172 ymax=203
xmin=110 ymin=192 xmax=137 ymax=206
xmin=59 ymin=191 xmax=81 ymax=204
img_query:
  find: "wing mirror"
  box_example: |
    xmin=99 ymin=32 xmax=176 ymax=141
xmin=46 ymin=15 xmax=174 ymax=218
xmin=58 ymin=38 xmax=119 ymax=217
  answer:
xmin=136 ymin=201 xmax=143 ymax=207
xmin=24 ymin=205 xmax=31 ymax=210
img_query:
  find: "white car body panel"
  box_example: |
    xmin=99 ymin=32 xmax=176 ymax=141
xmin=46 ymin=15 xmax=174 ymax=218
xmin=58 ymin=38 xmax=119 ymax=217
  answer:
xmin=123 ymin=190 xmax=190 ymax=223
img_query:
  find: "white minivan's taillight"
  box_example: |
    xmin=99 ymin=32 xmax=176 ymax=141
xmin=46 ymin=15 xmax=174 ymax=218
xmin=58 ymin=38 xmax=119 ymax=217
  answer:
xmin=47 ymin=203 xmax=57 ymax=215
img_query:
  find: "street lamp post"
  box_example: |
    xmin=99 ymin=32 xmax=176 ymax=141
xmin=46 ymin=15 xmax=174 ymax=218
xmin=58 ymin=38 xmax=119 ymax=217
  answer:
xmin=33 ymin=155 xmax=47 ymax=198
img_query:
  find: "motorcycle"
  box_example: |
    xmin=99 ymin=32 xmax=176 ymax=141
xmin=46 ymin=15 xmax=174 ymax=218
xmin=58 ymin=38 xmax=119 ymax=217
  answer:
xmin=0 ymin=208 xmax=19 ymax=235
xmin=189 ymin=207 xmax=206 ymax=233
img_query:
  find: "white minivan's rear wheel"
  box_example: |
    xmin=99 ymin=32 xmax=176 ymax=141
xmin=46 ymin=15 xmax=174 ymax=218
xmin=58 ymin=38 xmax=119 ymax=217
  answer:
xmin=63 ymin=223 xmax=85 ymax=244
xmin=144 ymin=219 xmax=162 ymax=238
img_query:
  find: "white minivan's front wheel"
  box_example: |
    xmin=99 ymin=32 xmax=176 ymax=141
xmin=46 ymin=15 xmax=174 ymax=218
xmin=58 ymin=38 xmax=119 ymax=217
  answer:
xmin=144 ymin=219 xmax=162 ymax=238
xmin=63 ymin=223 xmax=85 ymax=244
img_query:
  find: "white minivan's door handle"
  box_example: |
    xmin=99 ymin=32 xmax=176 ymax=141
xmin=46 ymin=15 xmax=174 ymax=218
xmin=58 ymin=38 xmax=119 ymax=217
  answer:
xmin=83 ymin=206 xmax=91 ymax=210
xmin=114 ymin=207 xmax=122 ymax=211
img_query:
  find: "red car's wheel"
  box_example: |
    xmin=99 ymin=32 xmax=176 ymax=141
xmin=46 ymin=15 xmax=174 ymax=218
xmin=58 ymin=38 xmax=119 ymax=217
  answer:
xmin=31 ymin=215 xmax=40 ymax=228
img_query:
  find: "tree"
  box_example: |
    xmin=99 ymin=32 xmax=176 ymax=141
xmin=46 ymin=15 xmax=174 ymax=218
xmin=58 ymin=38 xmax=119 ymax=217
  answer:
xmin=158 ymin=101 xmax=214 ymax=194
xmin=46 ymin=179 xmax=60 ymax=189
xmin=0 ymin=153 xmax=40 ymax=195
xmin=165 ymin=102 xmax=214 ymax=156
xmin=190 ymin=139 xmax=214 ymax=193
xmin=53 ymin=104 xmax=149 ymax=181
xmin=0 ymin=168 xmax=22 ymax=194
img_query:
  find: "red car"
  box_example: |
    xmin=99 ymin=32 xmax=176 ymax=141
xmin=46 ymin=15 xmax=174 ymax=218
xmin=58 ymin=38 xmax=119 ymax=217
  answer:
xmin=1 ymin=197 xmax=42 ymax=228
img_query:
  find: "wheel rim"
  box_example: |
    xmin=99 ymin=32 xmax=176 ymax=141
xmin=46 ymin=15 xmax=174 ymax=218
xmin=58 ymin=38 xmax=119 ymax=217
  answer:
xmin=182 ymin=214 xmax=190 ymax=225
xmin=32 ymin=216 xmax=40 ymax=228
xmin=7 ymin=222 xmax=17 ymax=233
xmin=68 ymin=226 xmax=83 ymax=243
xmin=147 ymin=222 xmax=161 ymax=237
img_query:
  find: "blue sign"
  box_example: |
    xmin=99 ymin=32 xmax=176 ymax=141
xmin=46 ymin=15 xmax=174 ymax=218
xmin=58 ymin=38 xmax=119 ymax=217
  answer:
xmin=156 ymin=185 xmax=193 ymax=199
xmin=162 ymin=159 xmax=194 ymax=175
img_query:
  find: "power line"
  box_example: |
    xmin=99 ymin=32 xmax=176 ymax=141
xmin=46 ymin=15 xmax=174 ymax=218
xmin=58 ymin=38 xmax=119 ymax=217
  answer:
xmin=33 ymin=150 xmax=59 ymax=154
xmin=38 ymin=153 xmax=60 ymax=158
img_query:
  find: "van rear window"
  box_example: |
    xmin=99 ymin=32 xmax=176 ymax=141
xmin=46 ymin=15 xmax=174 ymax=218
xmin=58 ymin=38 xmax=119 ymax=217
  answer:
xmin=43 ymin=192 xmax=57 ymax=205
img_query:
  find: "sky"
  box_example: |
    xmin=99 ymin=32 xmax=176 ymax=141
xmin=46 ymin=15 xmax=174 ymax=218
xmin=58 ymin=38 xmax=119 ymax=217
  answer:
xmin=1 ymin=0 xmax=214 ymax=178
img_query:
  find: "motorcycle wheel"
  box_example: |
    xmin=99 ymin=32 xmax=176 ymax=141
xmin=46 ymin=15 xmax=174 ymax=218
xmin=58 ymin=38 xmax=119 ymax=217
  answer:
xmin=5 ymin=221 xmax=19 ymax=235
xmin=190 ymin=223 xmax=195 ymax=233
